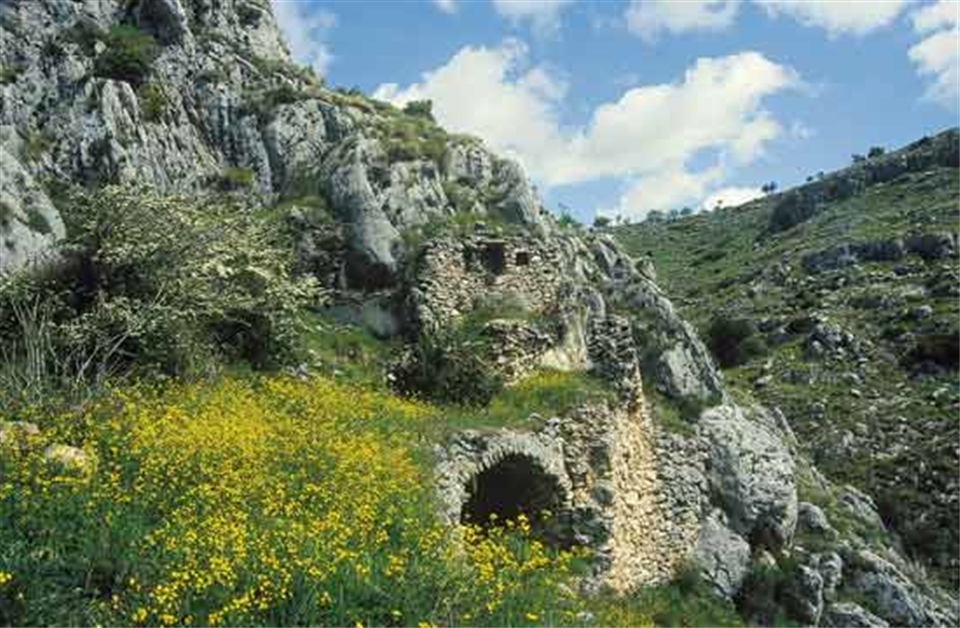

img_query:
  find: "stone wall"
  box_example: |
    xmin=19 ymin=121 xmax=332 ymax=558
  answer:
xmin=409 ymin=232 xmax=564 ymax=332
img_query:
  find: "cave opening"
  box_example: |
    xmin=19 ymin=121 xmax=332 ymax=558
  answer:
xmin=461 ymin=453 xmax=571 ymax=547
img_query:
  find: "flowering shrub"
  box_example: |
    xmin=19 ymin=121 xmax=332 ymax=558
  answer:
xmin=0 ymin=186 xmax=322 ymax=386
xmin=0 ymin=375 xmax=587 ymax=627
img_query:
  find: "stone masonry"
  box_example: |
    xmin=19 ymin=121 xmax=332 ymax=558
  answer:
xmin=409 ymin=232 xmax=564 ymax=332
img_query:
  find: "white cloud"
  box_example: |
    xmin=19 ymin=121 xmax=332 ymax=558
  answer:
xmin=491 ymin=0 xmax=576 ymax=35
xmin=603 ymin=167 xmax=723 ymax=220
xmin=909 ymin=0 xmax=960 ymax=109
xmin=271 ymin=1 xmax=336 ymax=75
xmin=912 ymin=0 xmax=960 ymax=32
xmin=373 ymin=39 xmax=570 ymax=173
xmin=374 ymin=43 xmax=799 ymax=221
xmin=700 ymin=186 xmax=764 ymax=211
xmin=755 ymin=0 xmax=910 ymax=37
xmin=433 ymin=0 xmax=458 ymax=14
xmin=624 ymin=0 xmax=741 ymax=43
xmin=789 ymin=120 xmax=814 ymax=140
xmin=621 ymin=0 xmax=910 ymax=42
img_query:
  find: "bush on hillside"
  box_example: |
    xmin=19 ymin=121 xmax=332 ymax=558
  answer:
xmin=705 ymin=315 xmax=767 ymax=368
xmin=93 ymin=26 xmax=159 ymax=85
xmin=403 ymin=99 xmax=435 ymax=121
xmin=0 ymin=186 xmax=322 ymax=386
xmin=392 ymin=325 xmax=504 ymax=406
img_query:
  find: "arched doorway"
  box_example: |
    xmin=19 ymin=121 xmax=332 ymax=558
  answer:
xmin=460 ymin=453 xmax=571 ymax=546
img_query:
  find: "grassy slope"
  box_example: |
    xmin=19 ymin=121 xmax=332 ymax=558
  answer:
xmin=614 ymin=163 xmax=959 ymax=583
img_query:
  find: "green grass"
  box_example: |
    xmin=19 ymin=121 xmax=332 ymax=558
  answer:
xmin=217 ymin=166 xmax=255 ymax=191
xmin=439 ymin=369 xmax=615 ymax=435
xmin=299 ymin=312 xmax=397 ymax=389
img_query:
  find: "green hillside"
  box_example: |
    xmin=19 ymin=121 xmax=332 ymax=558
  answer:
xmin=615 ymin=130 xmax=960 ymax=585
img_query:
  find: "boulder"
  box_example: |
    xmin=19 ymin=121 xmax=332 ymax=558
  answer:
xmin=694 ymin=509 xmax=752 ymax=599
xmin=43 ymin=444 xmax=94 ymax=474
xmin=818 ymin=551 xmax=843 ymax=601
xmin=700 ymin=404 xmax=798 ymax=550
xmin=837 ymin=485 xmax=886 ymax=532
xmin=797 ymin=501 xmax=838 ymax=540
xmin=844 ymin=548 xmax=953 ymax=627
xmin=785 ymin=563 xmax=824 ymax=625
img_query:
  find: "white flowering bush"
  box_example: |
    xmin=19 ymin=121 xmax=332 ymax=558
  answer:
xmin=0 ymin=186 xmax=323 ymax=381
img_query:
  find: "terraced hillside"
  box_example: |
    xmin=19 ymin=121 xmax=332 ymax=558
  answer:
xmin=614 ymin=129 xmax=960 ymax=585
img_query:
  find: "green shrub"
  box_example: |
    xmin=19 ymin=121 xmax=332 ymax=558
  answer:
xmin=705 ymin=315 xmax=767 ymax=368
xmin=61 ymin=18 xmax=103 ymax=54
xmin=0 ymin=65 xmax=23 ymax=85
xmin=557 ymin=212 xmax=580 ymax=229
xmin=217 ymin=166 xmax=255 ymax=191
xmin=243 ymin=84 xmax=306 ymax=122
xmin=23 ymin=207 xmax=51 ymax=235
xmin=93 ymin=26 xmax=159 ymax=85
xmin=136 ymin=83 xmax=167 ymax=122
xmin=22 ymin=130 xmax=53 ymax=162
xmin=0 ymin=202 xmax=12 ymax=229
xmin=393 ymin=324 xmax=504 ymax=406
xmin=0 ymin=186 xmax=322 ymax=381
xmin=403 ymin=99 xmax=435 ymax=121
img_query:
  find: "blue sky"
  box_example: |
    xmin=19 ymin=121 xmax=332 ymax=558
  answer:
xmin=271 ymin=0 xmax=959 ymax=223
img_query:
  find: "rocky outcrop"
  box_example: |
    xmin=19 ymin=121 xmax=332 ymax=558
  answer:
xmin=0 ymin=0 xmax=551 ymax=281
xmin=0 ymin=137 xmax=65 ymax=272
xmin=695 ymin=509 xmax=751 ymax=598
xmin=700 ymin=404 xmax=797 ymax=551
xmin=822 ymin=602 xmax=890 ymax=628
xmin=801 ymin=233 xmax=958 ymax=274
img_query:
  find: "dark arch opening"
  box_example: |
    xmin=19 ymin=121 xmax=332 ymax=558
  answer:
xmin=461 ymin=453 xmax=571 ymax=547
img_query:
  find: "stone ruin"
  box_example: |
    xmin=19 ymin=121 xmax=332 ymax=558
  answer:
xmin=416 ymin=235 xmax=707 ymax=591
xmin=408 ymin=232 xmax=564 ymax=333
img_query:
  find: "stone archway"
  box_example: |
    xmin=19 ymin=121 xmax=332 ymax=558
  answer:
xmin=460 ymin=452 xmax=576 ymax=548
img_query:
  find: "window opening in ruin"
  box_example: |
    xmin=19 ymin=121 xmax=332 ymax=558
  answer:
xmin=480 ymin=243 xmax=506 ymax=275
xmin=461 ymin=453 xmax=571 ymax=546
xmin=515 ymin=251 xmax=531 ymax=266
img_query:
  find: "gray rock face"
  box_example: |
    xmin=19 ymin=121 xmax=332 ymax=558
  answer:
xmin=822 ymin=602 xmax=891 ymax=628
xmin=0 ymin=0 xmax=553 ymax=280
xmin=787 ymin=564 xmax=825 ymax=625
xmin=844 ymin=548 xmax=954 ymax=627
xmin=700 ymin=404 xmax=798 ymax=550
xmin=0 ymin=140 xmax=65 ymax=272
xmin=694 ymin=509 xmax=751 ymax=599
xmin=818 ymin=551 xmax=844 ymax=601
xmin=623 ymin=276 xmax=725 ymax=402
xmin=801 ymin=233 xmax=957 ymax=274
xmin=798 ymin=501 xmax=838 ymax=539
